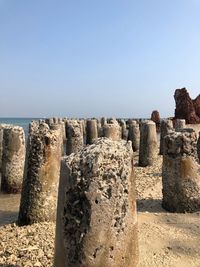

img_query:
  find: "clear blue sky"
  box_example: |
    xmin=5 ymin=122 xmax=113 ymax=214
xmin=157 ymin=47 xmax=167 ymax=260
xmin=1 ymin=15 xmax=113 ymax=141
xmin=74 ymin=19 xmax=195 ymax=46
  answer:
xmin=0 ymin=0 xmax=200 ymax=118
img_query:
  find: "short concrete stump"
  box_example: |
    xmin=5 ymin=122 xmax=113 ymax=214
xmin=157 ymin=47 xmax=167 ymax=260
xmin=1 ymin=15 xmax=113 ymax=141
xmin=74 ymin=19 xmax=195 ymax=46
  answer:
xmin=162 ymin=130 xmax=200 ymax=212
xmin=66 ymin=120 xmax=84 ymax=155
xmin=102 ymin=122 xmax=121 ymax=141
xmin=54 ymin=138 xmax=139 ymax=267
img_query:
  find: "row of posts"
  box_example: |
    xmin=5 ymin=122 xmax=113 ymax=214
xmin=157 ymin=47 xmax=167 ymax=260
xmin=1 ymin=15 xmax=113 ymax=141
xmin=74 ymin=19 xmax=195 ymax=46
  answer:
xmin=0 ymin=117 xmax=199 ymax=266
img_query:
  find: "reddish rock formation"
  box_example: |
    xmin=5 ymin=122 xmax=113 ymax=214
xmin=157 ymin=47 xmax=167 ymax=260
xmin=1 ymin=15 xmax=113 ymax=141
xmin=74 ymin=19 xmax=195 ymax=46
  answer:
xmin=151 ymin=110 xmax=160 ymax=131
xmin=193 ymin=94 xmax=200 ymax=118
xmin=174 ymin=88 xmax=200 ymax=124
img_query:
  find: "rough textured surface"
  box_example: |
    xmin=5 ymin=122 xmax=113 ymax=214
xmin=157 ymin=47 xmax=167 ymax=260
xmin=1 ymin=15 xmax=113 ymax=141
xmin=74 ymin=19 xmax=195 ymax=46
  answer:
xmin=159 ymin=119 xmax=174 ymax=155
xmin=18 ymin=122 xmax=62 ymax=226
xmin=128 ymin=121 xmax=140 ymax=152
xmin=1 ymin=126 xmax=25 ymax=193
xmin=151 ymin=110 xmax=160 ymax=132
xmin=1 ymin=153 xmax=200 ymax=266
xmin=86 ymin=119 xmax=98 ymax=145
xmin=139 ymin=121 xmax=158 ymax=167
xmin=102 ymin=122 xmax=121 ymax=141
xmin=174 ymin=88 xmax=200 ymax=124
xmin=119 ymin=120 xmax=128 ymax=140
xmin=66 ymin=120 xmax=84 ymax=155
xmin=162 ymin=130 xmax=200 ymax=212
xmin=175 ymin=119 xmax=186 ymax=130
xmin=55 ymin=138 xmax=139 ymax=267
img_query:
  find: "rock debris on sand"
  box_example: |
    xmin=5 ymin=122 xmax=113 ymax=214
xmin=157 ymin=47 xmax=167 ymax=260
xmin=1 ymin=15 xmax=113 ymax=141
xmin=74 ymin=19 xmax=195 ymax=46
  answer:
xmin=0 ymin=152 xmax=200 ymax=266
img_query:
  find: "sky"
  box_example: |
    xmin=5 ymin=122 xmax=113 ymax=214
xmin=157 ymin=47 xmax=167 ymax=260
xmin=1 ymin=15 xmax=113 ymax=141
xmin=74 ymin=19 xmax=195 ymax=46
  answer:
xmin=0 ymin=0 xmax=200 ymax=118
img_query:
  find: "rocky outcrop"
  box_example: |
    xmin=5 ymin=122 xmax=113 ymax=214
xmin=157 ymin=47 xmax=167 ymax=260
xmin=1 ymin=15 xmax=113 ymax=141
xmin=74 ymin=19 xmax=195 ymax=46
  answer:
xmin=55 ymin=138 xmax=139 ymax=267
xmin=174 ymin=88 xmax=200 ymax=124
xmin=151 ymin=110 xmax=160 ymax=131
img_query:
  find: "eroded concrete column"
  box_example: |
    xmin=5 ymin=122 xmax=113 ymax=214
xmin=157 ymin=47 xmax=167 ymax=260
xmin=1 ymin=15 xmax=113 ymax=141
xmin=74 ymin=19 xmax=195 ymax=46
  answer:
xmin=18 ymin=122 xmax=62 ymax=225
xmin=102 ymin=121 xmax=121 ymax=141
xmin=175 ymin=119 xmax=186 ymax=131
xmin=159 ymin=119 xmax=174 ymax=155
xmin=86 ymin=119 xmax=98 ymax=144
xmin=120 ymin=120 xmax=128 ymax=140
xmin=1 ymin=126 xmax=25 ymax=193
xmin=139 ymin=121 xmax=158 ymax=167
xmin=128 ymin=121 xmax=140 ymax=152
xmin=66 ymin=120 xmax=84 ymax=155
xmin=55 ymin=138 xmax=139 ymax=267
xmin=162 ymin=129 xmax=200 ymax=212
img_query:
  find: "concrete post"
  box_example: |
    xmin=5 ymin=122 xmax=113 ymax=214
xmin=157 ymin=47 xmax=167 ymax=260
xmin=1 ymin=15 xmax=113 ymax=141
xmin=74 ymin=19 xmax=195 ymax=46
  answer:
xmin=54 ymin=138 xmax=139 ymax=267
xmin=18 ymin=122 xmax=62 ymax=225
xmin=175 ymin=119 xmax=186 ymax=131
xmin=103 ymin=123 xmax=121 ymax=141
xmin=86 ymin=119 xmax=98 ymax=144
xmin=139 ymin=121 xmax=158 ymax=167
xmin=162 ymin=129 xmax=200 ymax=212
xmin=1 ymin=126 xmax=25 ymax=193
xmin=128 ymin=121 xmax=140 ymax=152
xmin=66 ymin=120 xmax=84 ymax=155
xmin=159 ymin=119 xmax=174 ymax=155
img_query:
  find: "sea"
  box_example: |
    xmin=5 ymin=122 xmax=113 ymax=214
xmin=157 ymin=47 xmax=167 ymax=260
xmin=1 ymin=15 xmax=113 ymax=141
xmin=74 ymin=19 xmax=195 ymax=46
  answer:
xmin=0 ymin=118 xmax=40 ymax=137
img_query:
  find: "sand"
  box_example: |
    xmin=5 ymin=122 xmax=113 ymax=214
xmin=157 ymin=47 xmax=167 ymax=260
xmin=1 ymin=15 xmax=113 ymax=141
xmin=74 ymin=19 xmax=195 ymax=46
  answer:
xmin=0 ymin=153 xmax=200 ymax=266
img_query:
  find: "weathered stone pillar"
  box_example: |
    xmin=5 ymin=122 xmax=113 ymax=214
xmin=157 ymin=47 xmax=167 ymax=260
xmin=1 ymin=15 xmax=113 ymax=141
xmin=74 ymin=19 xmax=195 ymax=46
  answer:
xmin=162 ymin=129 xmax=200 ymax=212
xmin=159 ymin=119 xmax=174 ymax=155
xmin=18 ymin=122 xmax=62 ymax=226
xmin=197 ymin=133 xmax=200 ymax=163
xmin=0 ymin=127 xmax=4 ymax=173
xmin=103 ymin=122 xmax=121 ymax=141
xmin=1 ymin=126 xmax=25 ymax=193
xmin=101 ymin=117 xmax=107 ymax=127
xmin=139 ymin=121 xmax=158 ymax=167
xmin=175 ymin=119 xmax=186 ymax=130
xmin=97 ymin=119 xmax=103 ymax=137
xmin=66 ymin=120 xmax=84 ymax=155
xmin=86 ymin=119 xmax=98 ymax=144
xmin=54 ymin=138 xmax=139 ymax=267
xmin=120 ymin=120 xmax=128 ymax=140
xmin=128 ymin=121 xmax=140 ymax=152
xmin=45 ymin=118 xmax=54 ymax=125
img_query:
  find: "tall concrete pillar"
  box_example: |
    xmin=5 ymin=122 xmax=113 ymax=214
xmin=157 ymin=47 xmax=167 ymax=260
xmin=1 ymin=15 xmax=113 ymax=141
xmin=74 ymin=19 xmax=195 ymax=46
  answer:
xmin=18 ymin=122 xmax=62 ymax=225
xmin=120 ymin=120 xmax=128 ymax=140
xmin=197 ymin=133 xmax=200 ymax=163
xmin=159 ymin=119 xmax=174 ymax=155
xmin=97 ymin=119 xmax=103 ymax=137
xmin=1 ymin=126 xmax=25 ymax=193
xmin=66 ymin=120 xmax=84 ymax=155
xmin=175 ymin=119 xmax=186 ymax=130
xmin=86 ymin=119 xmax=98 ymax=144
xmin=0 ymin=127 xmax=4 ymax=173
xmin=139 ymin=121 xmax=158 ymax=167
xmin=54 ymin=138 xmax=139 ymax=267
xmin=162 ymin=129 xmax=200 ymax=212
xmin=128 ymin=121 xmax=140 ymax=152
xmin=103 ymin=123 xmax=121 ymax=141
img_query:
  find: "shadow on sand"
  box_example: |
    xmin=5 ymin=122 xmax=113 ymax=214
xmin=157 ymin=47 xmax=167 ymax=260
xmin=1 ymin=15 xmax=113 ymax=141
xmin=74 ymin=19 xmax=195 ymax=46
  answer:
xmin=0 ymin=210 xmax=18 ymax=226
xmin=137 ymin=198 xmax=166 ymax=213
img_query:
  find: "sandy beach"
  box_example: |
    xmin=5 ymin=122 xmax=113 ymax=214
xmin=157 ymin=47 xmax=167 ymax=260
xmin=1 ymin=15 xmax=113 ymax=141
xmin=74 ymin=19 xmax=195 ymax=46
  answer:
xmin=0 ymin=151 xmax=200 ymax=267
